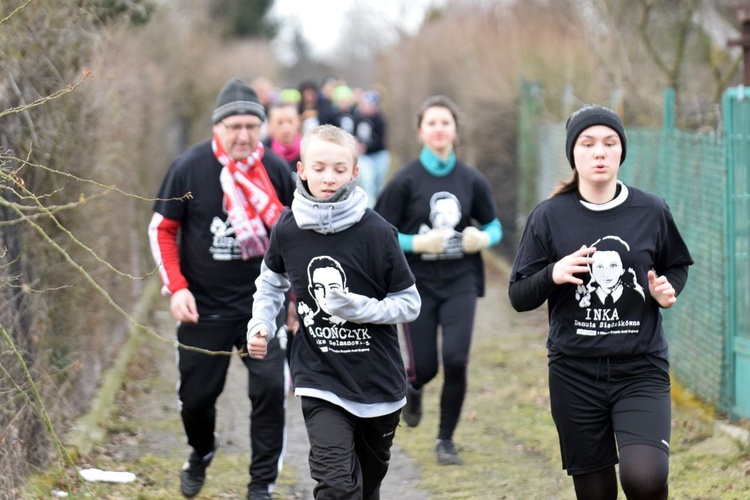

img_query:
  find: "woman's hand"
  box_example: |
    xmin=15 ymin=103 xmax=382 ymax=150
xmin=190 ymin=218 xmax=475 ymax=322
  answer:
xmin=552 ymin=245 xmax=596 ymax=285
xmin=648 ymin=270 xmax=677 ymax=308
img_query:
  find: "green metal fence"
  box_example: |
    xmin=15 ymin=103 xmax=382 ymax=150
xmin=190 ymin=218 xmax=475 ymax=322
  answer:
xmin=518 ymin=83 xmax=749 ymax=419
xmin=722 ymin=86 xmax=750 ymax=419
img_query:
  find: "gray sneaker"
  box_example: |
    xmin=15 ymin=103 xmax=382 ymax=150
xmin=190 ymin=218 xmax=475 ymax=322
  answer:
xmin=435 ymin=439 xmax=464 ymax=465
xmin=402 ymin=384 xmax=423 ymax=427
xmin=180 ymin=433 xmax=219 ymax=498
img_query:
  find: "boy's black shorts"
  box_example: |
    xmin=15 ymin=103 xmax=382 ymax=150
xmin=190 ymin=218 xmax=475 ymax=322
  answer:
xmin=548 ymin=355 xmax=671 ymax=476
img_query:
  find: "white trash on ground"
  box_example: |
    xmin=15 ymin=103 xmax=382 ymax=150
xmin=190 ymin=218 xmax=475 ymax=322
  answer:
xmin=78 ymin=467 xmax=136 ymax=483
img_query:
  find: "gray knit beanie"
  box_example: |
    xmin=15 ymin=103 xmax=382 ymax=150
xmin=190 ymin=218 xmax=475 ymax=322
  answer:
xmin=565 ymin=104 xmax=626 ymax=169
xmin=212 ymin=78 xmax=266 ymax=124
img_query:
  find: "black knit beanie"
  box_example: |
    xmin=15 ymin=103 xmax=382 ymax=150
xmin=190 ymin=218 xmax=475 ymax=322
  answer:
xmin=565 ymin=104 xmax=626 ymax=169
xmin=212 ymin=78 xmax=266 ymax=124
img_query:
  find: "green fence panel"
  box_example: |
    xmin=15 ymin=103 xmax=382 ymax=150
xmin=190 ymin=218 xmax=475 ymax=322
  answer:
xmin=723 ymin=87 xmax=750 ymax=418
xmin=517 ymin=81 xmax=544 ymax=215
xmin=535 ymin=122 xmax=567 ymax=200
xmin=622 ymin=130 xmax=726 ymax=407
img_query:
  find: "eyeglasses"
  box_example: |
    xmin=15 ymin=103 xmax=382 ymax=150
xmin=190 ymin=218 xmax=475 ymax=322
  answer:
xmin=220 ymin=121 xmax=262 ymax=133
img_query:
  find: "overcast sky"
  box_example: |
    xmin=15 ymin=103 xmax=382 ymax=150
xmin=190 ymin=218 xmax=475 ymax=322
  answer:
xmin=269 ymin=0 xmax=444 ymax=62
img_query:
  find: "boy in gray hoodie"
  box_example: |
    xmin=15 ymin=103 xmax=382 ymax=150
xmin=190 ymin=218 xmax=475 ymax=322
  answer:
xmin=247 ymin=124 xmax=421 ymax=499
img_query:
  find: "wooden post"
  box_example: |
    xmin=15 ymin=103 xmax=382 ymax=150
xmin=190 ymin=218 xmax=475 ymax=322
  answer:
xmin=729 ymin=3 xmax=750 ymax=86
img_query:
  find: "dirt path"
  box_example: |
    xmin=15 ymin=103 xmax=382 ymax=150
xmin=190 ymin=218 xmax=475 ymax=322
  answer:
xmin=102 ymin=305 xmax=430 ymax=499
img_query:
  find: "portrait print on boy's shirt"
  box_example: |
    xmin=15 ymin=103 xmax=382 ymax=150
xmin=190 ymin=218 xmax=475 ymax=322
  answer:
xmin=295 ymin=255 xmax=372 ymax=354
xmin=418 ymin=191 xmax=463 ymax=260
xmin=573 ymin=235 xmax=646 ymax=337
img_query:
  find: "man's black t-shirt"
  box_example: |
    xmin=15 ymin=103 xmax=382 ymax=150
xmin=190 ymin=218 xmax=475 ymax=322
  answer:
xmin=152 ymin=140 xmax=294 ymax=318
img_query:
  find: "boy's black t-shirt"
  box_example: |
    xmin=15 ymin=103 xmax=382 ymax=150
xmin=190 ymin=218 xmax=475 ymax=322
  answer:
xmin=264 ymin=209 xmax=415 ymax=404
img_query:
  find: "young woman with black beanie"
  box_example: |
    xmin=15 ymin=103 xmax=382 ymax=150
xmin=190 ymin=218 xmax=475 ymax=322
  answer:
xmin=509 ymin=104 xmax=693 ymax=499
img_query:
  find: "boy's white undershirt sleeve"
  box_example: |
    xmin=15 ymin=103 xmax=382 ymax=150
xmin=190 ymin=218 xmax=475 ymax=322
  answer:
xmin=324 ymin=284 xmax=421 ymax=325
xmin=247 ymin=261 xmax=291 ymax=341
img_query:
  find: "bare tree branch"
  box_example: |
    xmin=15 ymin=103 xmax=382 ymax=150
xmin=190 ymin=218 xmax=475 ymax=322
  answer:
xmin=0 ymin=69 xmax=91 ymax=119
xmin=0 ymin=0 xmax=31 ymax=27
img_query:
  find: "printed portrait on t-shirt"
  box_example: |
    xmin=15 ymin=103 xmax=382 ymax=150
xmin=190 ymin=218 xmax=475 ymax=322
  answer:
xmin=297 ymin=256 xmax=349 ymax=326
xmin=295 ymin=255 xmax=372 ymax=354
xmin=209 ymin=211 xmax=269 ymax=261
xmin=209 ymin=216 xmax=241 ymax=261
xmin=573 ymin=235 xmax=645 ymax=337
xmin=418 ymin=191 xmax=463 ymax=260
xmin=356 ymin=120 xmax=373 ymax=145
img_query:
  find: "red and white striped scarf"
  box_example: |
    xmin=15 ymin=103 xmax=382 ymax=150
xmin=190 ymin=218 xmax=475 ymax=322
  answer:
xmin=213 ymin=136 xmax=285 ymax=260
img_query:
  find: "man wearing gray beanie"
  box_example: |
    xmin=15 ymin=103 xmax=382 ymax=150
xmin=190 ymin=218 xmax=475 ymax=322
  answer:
xmin=212 ymin=78 xmax=267 ymax=124
xmin=149 ymin=77 xmax=295 ymax=500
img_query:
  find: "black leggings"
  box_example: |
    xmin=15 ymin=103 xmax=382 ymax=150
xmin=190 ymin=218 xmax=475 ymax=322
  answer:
xmin=403 ymin=290 xmax=477 ymax=441
xmin=177 ymin=319 xmax=286 ymax=488
xmin=572 ymin=444 xmax=669 ymax=500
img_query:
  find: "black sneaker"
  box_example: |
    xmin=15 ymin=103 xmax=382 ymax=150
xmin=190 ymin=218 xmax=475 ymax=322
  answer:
xmin=435 ymin=439 xmax=464 ymax=465
xmin=247 ymin=486 xmax=272 ymax=500
xmin=402 ymin=384 xmax=423 ymax=427
xmin=180 ymin=434 xmax=219 ymax=498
